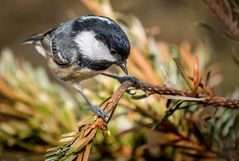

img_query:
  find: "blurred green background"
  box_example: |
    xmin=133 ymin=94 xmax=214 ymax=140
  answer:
xmin=0 ymin=0 xmax=238 ymax=93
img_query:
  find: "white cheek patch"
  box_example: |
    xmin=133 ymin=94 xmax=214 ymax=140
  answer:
xmin=74 ymin=31 xmax=116 ymax=62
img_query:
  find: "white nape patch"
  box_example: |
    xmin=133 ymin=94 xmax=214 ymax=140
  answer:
xmin=74 ymin=31 xmax=116 ymax=62
xmin=81 ymin=16 xmax=113 ymax=25
xmin=35 ymin=45 xmax=46 ymax=57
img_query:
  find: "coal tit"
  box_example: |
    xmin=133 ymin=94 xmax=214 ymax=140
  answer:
xmin=23 ymin=15 xmax=130 ymax=120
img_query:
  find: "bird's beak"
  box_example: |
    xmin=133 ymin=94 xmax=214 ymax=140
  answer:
xmin=118 ymin=61 xmax=128 ymax=75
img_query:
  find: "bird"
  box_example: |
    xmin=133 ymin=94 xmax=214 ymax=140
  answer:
xmin=23 ymin=15 xmax=131 ymax=120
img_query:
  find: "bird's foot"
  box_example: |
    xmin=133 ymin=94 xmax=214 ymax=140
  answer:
xmin=102 ymin=73 xmax=140 ymax=85
xmin=90 ymin=104 xmax=108 ymax=121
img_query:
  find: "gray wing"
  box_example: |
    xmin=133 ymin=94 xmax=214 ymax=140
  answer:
xmin=51 ymin=21 xmax=78 ymax=65
xmin=23 ymin=22 xmax=75 ymax=65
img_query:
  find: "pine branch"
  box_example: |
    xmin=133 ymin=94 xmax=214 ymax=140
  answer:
xmin=46 ymin=77 xmax=239 ymax=160
xmin=131 ymin=80 xmax=239 ymax=109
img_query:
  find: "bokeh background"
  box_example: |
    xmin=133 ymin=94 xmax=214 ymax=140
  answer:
xmin=1 ymin=1 xmax=239 ymax=161
xmin=0 ymin=0 xmax=238 ymax=93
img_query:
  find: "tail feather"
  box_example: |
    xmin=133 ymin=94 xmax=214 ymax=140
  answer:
xmin=22 ymin=33 xmax=44 ymax=45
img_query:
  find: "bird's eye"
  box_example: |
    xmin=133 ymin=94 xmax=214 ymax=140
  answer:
xmin=110 ymin=49 xmax=117 ymax=55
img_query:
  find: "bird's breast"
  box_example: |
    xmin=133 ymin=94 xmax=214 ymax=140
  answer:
xmin=47 ymin=58 xmax=102 ymax=83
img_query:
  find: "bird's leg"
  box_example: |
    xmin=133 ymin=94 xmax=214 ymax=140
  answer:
xmin=101 ymin=73 xmax=140 ymax=84
xmin=72 ymin=84 xmax=108 ymax=121
xmin=101 ymin=73 xmax=140 ymax=96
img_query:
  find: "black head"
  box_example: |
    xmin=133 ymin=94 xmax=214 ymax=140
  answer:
xmin=72 ymin=15 xmax=130 ymax=74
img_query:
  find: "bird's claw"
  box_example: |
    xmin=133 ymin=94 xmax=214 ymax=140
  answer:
xmin=90 ymin=105 xmax=108 ymax=121
xmin=102 ymin=73 xmax=140 ymax=85
xmin=117 ymin=76 xmax=140 ymax=84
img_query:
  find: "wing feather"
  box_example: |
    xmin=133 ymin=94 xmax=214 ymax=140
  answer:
xmin=23 ymin=25 xmax=72 ymax=65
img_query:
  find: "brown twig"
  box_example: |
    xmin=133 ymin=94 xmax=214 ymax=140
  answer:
xmin=97 ymin=75 xmax=239 ymax=123
xmin=102 ymin=81 xmax=133 ymax=121
xmin=128 ymin=80 xmax=239 ymax=109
